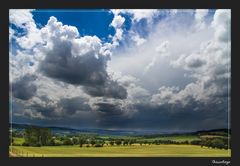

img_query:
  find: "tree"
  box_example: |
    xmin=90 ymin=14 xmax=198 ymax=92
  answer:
xmin=200 ymin=137 xmax=228 ymax=149
xmin=211 ymin=139 xmax=225 ymax=149
xmin=205 ymin=139 xmax=212 ymax=148
xmin=115 ymin=140 xmax=122 ymax=146
xmin=63 ymin=138 xmax=73 ymax=145
xmin=54 ymin=139 xmax=62 ymax=146
xmin=48 ymin=138 xmax=55 ymax=146
xmin=79 ymin=137 xmax=86 ymax=147
xmin=24 ymin=127 xmax=51 ymax=146
xmin=129 ymin=139 xmax=135 ymax=146
xmin=143 ymin=140 xmax=148 ymax=145
xmin=72 ymin=137 xmax=79 ymax=145
xmin=190 ymin=140 xmax=201 ymax=145
xmin=123 ymin=140 xmax=129 ymax=146
xmin=39 ymin=128 xmax=51 ymax=145
xmin=223 ymin=144 xmax=228 ymax=150
xmin=90 ymin=139 xmax=96 ymax=146
xmin=153 ymin=140 xmax=160 ymax=145
xmin=110 ymin=141 xmax=114 ymax=146
xmin=24 ymin=127 xmax=38 ymax=146
xmin=99 ymin=140 xmax=105 ymax=146
xmin=183 ymin=140 xmax=189 ymax=144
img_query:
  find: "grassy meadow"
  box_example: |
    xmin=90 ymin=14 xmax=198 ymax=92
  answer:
xmin=10 ymin=144 xmax=230 ymax=157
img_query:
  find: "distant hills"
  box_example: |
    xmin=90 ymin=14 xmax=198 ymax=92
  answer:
xmin=9 ymin=123 xmax=230 ymax=136
xmin=196 ymin=128 xmax=230 ymax=134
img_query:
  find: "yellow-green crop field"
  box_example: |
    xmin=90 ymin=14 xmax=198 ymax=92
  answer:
xmin=10 ymin=144 xmax=231 ymax=157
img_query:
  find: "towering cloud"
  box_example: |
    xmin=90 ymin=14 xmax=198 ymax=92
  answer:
xmin=36 ymin=16 xmax=127 ymax=99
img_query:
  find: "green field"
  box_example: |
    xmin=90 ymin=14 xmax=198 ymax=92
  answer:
xmin=10 ymin=144 xmax=230 ymax=157
xmin=12 ymin=137 xmax=25 ymax=145
xmin=139 ymin=135 xmax=200 ymax=142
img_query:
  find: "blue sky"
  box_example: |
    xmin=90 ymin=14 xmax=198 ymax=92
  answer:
xmin=9 ymin=9 xmax=231 ymax=132
xmin=32 ymin=9 xmax=130 ymax=43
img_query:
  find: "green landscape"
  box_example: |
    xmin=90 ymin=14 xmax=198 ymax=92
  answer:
xmin=9 ymin=124 xmax=231 ymax=157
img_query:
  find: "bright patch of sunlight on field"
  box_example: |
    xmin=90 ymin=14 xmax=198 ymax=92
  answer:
xmin=10 ymin=145 xmax=230 ymax=157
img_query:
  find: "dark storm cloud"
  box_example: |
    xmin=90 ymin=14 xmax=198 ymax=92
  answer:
xmin=12 ymin=74 xmax=37 ymax=100
xmin=12 ymin=96 xmax=97 ymax=124
xmin=30 ymin=103 xmax=57 ymax=118
xmin=149 ymin=93 xmax=227 ymax=130
xmin=59 ymin=97 xmax=91 ymax=115
xmin=91 ymin=89 xmax=229 ymax=130
xmin=39 ymin=41 xmax=108 ymax=86
xmin=38 ymin=33 xmax=127 ymax=99
xmin=84 ymin=81 xmax=127 ymax=99
xmin=116 ymin=100 xmax=228 ymax=131
xmin=92 ymin=102 xmax=136 ymax=128
xmin=27 ymin=96 xmax=92 ymax=119
xmin=96 ymin=102 xmax=123 ymax=115
xmin=13 ymin=97 xmax=228 ymax=131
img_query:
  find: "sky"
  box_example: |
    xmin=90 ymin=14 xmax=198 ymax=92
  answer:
xmin=9 ymin=9 xmax=231 ymax=132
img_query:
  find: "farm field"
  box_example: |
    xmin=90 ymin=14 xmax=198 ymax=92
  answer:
xmin=10 ymin=144 xmax=230 ymax=157
xmin=139 ymin=135 xmax=200 ymax=142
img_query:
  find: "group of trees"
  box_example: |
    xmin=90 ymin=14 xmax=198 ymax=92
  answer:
xmin=152 ymin=140 xmax=189 ymax=145
xmin=190 ymin=138 xmax=229 ymax=149
xmin=150 ymin=138 xmax=229 ymax=150
xmin=200 ymin=138 xmax=229 ymax=150
xmin=23 ymin=127 xmax=51 ymax=146
xmin=45 ymin=135 xmax=105 ymax=147
xmin=67 ymin=138 xmax=134 ymax=147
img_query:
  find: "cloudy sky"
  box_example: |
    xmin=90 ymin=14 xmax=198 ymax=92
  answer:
xmin=9 ymin=9 xmax=231 ymax=132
